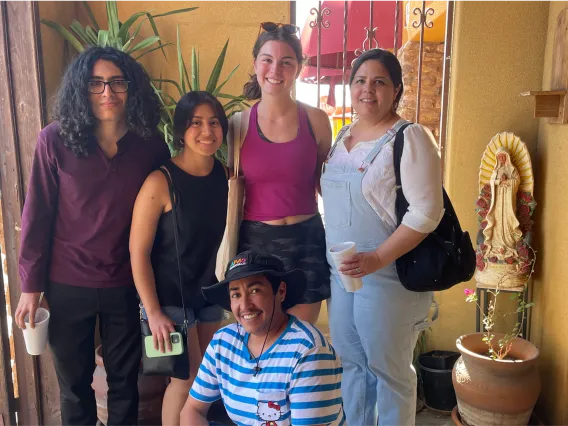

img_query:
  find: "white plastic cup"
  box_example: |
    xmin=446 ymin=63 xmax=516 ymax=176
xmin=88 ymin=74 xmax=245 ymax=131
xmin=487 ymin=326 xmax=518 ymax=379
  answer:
xmin=329 ymin=242 xmax=363 ymax=292
xmin=22 ymin=308 xmax=50 ymax=356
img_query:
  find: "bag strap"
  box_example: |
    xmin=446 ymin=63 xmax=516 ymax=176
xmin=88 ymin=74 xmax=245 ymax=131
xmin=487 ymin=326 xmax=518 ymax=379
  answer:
xmin=393 ymin=122 xmax=413 ymax=190
xmin=232 ymin=112 xmax=244 ymax=179
xmin=360 ymin=120 xmax=407 ymax=171
xmin=158 ymin=166 xmax=189 ymax=330
xmin=393 ymin=123 xmax=413 ymax=225
xmin=394 ymin=125 xmax=464 ymax=240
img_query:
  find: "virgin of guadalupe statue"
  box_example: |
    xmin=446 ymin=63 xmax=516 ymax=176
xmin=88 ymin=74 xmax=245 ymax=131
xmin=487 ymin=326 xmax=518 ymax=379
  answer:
xmin=482 ymin=148 xmax=523 ymax=259
xmin=474 ymin=133 xmax=535 ymax=290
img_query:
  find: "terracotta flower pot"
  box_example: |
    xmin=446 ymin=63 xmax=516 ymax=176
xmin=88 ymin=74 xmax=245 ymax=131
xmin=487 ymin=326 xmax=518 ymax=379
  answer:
xmin=92 ymin=345 xmax=168 ymax=425
xmin=451 ymin=406 xmax=544 ymax=426
xmin=452 ymin=333 xmax=540 ymax=426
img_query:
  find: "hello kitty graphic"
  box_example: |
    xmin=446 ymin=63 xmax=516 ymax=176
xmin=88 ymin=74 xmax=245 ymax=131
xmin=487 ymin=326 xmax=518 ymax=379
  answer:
xmin=256 ymin=400 xmax=282 ymax=426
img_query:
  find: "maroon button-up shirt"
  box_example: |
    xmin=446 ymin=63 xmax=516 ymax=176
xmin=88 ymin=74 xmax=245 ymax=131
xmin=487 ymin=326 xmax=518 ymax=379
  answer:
xmin=18 ymin=122 xmax=170 ymax=292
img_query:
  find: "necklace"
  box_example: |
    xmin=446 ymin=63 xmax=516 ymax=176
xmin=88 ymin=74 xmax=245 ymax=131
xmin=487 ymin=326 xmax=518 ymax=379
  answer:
xmin=246 ymin=308 xmax=275 ymax=377
xmin=243 ymin=299 xmax=290 ymax=377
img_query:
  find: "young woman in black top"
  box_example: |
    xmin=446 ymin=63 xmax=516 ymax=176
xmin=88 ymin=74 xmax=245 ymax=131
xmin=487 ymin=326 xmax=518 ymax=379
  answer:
xmin=130 ymin=91 xmax=228 ymax=425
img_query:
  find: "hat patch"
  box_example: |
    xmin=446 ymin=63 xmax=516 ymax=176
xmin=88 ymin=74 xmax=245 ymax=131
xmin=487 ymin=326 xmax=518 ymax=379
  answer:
xmin=229 ymin=257 xmax=247 ymax=271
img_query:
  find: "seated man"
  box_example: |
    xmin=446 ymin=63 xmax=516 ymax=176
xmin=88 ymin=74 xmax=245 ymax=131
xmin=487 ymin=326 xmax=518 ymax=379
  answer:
xmin=181 ymin=250 xmax=345 ymax=426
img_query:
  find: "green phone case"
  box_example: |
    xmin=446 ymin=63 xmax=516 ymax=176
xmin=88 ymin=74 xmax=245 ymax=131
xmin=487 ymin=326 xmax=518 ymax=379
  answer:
xmin=144 ymin=332 xmax=184 ymax=358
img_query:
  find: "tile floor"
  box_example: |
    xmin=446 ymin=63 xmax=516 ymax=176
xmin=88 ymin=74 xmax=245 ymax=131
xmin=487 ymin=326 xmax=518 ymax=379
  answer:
xmin=416 ymin=406 xmax=455 ymax=426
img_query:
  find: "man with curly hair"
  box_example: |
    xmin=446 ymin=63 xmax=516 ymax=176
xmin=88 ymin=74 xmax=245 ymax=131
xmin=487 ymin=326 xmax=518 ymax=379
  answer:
xmin=14 ymin=46 xmax=170 ymax=425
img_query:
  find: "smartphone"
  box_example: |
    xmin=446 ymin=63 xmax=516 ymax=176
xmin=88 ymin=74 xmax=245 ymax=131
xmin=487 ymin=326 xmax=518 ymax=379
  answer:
xmin=144 ymin=332 xmax=183 ymax=358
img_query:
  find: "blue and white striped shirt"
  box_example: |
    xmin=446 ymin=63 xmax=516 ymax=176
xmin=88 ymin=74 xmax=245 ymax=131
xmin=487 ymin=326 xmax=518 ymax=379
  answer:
xmin=190 ymin=316 xmax=345 ymax=426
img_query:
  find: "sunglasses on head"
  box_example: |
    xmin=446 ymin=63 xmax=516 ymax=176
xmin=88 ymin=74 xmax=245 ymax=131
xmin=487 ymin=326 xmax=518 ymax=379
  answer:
xmin=259 ymin=22 xmax=300 ymax=36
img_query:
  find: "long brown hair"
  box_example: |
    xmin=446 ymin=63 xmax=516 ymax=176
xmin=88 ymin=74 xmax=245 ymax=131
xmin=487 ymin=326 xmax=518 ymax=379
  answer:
xmin=242 ymin=27 xmax=304 ymax=100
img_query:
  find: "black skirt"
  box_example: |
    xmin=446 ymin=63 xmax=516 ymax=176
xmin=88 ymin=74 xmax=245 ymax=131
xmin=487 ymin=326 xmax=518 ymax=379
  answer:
xmin=238 ymin=214 xmax=331 ymax=304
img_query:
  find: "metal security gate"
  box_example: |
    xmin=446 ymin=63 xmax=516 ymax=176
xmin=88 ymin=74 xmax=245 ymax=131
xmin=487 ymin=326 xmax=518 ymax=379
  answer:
xmin=300 ymin=0 xmax=455 ymax=171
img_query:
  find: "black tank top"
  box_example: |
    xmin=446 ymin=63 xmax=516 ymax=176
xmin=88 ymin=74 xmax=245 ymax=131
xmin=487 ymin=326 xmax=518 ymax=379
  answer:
xmin=151 ymin=158 xmax=228 ymax=309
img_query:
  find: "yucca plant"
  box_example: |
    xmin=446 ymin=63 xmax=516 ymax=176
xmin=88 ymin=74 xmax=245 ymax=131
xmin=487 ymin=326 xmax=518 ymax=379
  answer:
xmin=153 ymin=26 xmax=250 ymax=163
xmin=42 ymin=2 xmax=248 ymax=163
xmin=41 ymin=1 xmax=197 ymax=59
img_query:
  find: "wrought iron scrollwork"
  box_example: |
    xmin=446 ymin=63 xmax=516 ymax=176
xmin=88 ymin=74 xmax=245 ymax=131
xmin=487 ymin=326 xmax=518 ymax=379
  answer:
xmin=412 ymin=5 xmax=435 ymax=29
xmin=310 ymin=2 xmax=332 ymax=105
xmin=309 ymin=5 xmax=331 ymax=29
xmin=354 ymin=26 xmax=379 ymax=57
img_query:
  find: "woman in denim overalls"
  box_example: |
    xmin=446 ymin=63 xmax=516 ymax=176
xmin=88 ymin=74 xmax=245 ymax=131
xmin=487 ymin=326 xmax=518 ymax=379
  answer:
xmin=321 ymin=49 xmax=444 ymax=425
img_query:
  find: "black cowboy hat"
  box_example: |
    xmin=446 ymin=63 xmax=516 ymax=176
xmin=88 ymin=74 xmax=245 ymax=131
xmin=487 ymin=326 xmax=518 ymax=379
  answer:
xmin=202 ymin=251 xmax=307 ymax=311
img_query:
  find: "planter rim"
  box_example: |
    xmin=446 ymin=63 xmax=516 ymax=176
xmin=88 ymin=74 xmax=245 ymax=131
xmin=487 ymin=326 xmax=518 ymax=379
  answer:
xmin=456 ymin=332 xmax=539 ymax=364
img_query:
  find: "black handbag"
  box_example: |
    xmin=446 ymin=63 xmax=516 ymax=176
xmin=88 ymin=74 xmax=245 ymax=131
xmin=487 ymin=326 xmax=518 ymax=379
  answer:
xmin=393 ymin=123 xmax=476 ymax=292
xmin=140 ymin=167 xmax=190 ymax=380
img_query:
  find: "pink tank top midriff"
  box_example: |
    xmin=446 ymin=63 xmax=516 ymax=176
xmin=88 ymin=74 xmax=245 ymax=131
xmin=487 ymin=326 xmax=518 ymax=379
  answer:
xmin=241 ymin=102 xmax=318 ymax=222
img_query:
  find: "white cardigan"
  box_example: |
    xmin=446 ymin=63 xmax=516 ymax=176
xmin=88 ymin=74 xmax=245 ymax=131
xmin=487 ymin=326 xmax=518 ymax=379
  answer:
xmin=327 ymin=122 xmax=445 ymax=234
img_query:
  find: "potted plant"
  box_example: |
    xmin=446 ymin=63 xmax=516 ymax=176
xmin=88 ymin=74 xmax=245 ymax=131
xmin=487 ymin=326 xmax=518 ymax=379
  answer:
xmin=452 ymin=267 xmax=539 ymax=426
xmin=41 ymin=1 xmax=249 ymax=163
xmin=151 ymin=26 xmax=250 ymax=160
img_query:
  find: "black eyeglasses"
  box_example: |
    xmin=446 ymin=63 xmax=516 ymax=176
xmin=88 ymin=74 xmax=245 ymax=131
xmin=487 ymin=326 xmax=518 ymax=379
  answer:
xmin=87 ymin=80 xmax=130 ymax=94
xmin=259 ymin=22 xmax=300 ymax=36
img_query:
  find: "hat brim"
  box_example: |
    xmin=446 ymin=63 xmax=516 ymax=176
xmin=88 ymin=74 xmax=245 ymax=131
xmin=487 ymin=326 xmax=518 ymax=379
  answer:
xmin=202 ymin=269 xmax=307 ymax=312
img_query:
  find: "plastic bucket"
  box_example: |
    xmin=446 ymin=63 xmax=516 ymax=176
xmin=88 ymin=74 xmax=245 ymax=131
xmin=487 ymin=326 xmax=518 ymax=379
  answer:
xmin=418 ymin=350 xmax=460 ymax=412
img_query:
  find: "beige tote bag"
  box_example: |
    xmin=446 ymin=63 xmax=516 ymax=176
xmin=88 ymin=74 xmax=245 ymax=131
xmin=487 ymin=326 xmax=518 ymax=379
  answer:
xmin=216 ymin=112 xmax=246 ymax=280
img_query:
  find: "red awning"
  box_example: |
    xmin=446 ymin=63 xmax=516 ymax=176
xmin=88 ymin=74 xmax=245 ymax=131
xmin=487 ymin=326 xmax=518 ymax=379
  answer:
xmin=299 ymin=1 xmax=403 ymax=84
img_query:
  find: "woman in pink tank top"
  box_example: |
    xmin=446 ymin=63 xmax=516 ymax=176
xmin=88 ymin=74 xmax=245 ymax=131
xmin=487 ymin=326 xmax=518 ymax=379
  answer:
xmin=228 ymin=25 xmax=332 ymax=324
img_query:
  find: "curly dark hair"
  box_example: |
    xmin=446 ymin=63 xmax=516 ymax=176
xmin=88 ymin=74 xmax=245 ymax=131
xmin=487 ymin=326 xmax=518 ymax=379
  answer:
xmin=172 ymin=91 xmax=229 ymax=152
xmin=53 ymin=46 xmax=161 ymax=157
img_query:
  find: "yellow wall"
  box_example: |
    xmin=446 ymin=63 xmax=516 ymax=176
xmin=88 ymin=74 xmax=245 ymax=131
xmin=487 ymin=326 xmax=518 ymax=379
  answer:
xmin=432 ymin=0 xmax=547 ymax=356
xmin=39 ymin=2 xmax=78 ymax=116
xmin=437 ymin=1 xmax=568 ymax=422
xmin=402 ymin=1 xmax=446 ymax=44
xmin=531 ymin=2 xmax=568 ymax=424
xmin=39 ymin=2 xmax=290 ymax=112
xmin=80 ymin=2 xmax=290 ymax=101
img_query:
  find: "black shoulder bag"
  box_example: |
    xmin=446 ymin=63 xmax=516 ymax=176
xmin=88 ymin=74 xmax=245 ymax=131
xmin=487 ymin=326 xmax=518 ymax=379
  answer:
xmin=393 ymin=123 xmax=476 ymax=292
xmin=140 ymin=167 xmax=190 ymax=380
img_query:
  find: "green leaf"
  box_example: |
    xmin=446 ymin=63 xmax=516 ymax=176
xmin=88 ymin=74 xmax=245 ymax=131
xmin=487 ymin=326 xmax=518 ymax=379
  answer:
xmin=106 ymin=1 xmax=120 ymax=38
xmin=144 ymin=12 xmax=168 ymax=59
xmin=509 ymin=294 xmax=517 ymax=300
xmin=525 ymin=303 xmax=535 ymax=308
xmin=97 ymin=30 xmax=109 ymax=47
xmin=69 ymin=20 xmax=92 ymax=46
xmin=123 ymin=19 xmax=148 ymax=51
xmin=85 ymin=26 xmax=98 ymax=45
xmin=191 ymin=47 xmax=200 ymax=91
xmin=151 ymin=7 xmax=199 ymax=18
xmin=134 ymin=43 xmax=173 ymax=61
xmin=216 ymin=93 xmax=246 ymax=101
xmin=82 ymin=1 xmax=100 ymax=31
xmin=153 ymin=78 xmax=184 ymax=97
xmin=127 ymin=36 xmax=160 ymax=54
xmin=157 ymin=71 xmax=163 ymax=90
xmin=41 ymin=19 xmax=85 ymax=52
xmin=160 ymin=91 xmax=181 ymax=107
xmin=117 ymin=12 xmax=147 ymax=43
xmin=111 ymin=36 xmax=124 ymax=50
xmin=213 ymin=64 xmax=239 ymax=96
xmin=206 ymin=39 xmax=229 ymax=93
xmin=151 ymin=84 xmax=174 ymax=121
xmin=176 ymin=26 xmax=189 ymax=93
